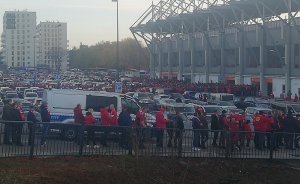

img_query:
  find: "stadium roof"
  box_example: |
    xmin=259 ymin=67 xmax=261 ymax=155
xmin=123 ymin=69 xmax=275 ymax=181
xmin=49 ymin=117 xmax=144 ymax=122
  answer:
xmin=131 ymin=0 xmax=300 ymax=47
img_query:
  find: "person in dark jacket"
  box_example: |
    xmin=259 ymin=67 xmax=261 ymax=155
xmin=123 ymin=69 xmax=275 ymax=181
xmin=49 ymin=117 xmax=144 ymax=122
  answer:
xmin=118 ymin=106 xmax=132 ymax=149
xmin=11 ymin=102 xmax=24 ymax=146
xmin=284 ymin=111 xmax=297 ymax=149
xmin=40 ymin=102 xmax=51 ymax=146
xmin=210 ymin=110 xmax=219 ymax=146
xmin=218 ymin=110 xmax=228 ymax=148
xmin=2 ymin=100 xmax=14 ymax=145
xmin=192 ymin=113 xmax=201 ymax=150
xmin=174 ymin=111 xmax=184 ymax=150
xmin=27 ymin=105 xmax=39 ymax=146
xmin=199 ymin=112 xmax=209 ymax=148
xmin=74 ymin=104 xmax=85 ymax=145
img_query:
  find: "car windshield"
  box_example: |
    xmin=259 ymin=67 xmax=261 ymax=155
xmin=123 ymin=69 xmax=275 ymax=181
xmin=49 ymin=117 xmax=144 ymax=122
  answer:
xmin=204 ymin=106 xmax=222 ymax=114
xmin=26 ymin=93 xmax=37 ymax=97
xmin=160 ymin=95 xmax=169 ymax=99
xmin=6 ymin=93 xmax=18 ymax=98
xmin=219 ymin=101 xmax=234 ymax=106
xmin=171 ymin=93 xmax=183 ymax=99
xmin=138 ymin=93 xmax=149 ymax=98
xmin=222 ymin=95 xmax=234 ymax=101
xmin=291 ymin=104 xmax=300 ymax=112
xmin=174 ymin=106 xmax=195 ymax=113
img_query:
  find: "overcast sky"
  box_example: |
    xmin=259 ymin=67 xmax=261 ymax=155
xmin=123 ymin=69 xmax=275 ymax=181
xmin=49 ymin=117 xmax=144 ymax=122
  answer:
xmin=0 ymin=0 xmax=155 ymax=47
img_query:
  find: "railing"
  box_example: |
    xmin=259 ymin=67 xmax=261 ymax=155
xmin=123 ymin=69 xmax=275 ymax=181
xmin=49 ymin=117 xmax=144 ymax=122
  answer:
xmin=0 ymin=121 xmax=300 ymax=159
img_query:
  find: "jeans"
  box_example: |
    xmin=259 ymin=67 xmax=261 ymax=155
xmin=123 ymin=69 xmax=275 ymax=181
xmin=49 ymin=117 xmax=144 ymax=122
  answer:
xmin=156 ymin=129 xmax=164 ymax=147
xmin=41 ymin=124 xmax=49 ymax=145
xmin=193 ymin=130 xmax=201 ymax=148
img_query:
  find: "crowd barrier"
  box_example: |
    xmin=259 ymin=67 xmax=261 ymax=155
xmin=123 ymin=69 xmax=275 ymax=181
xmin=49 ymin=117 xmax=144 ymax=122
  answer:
xmin=0 ymin=120 xmax=300 ymax=159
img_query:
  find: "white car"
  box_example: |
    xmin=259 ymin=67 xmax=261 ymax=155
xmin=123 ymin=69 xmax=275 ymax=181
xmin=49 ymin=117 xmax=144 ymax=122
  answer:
xmin=24 ymin=92 xmax=38 ymax=104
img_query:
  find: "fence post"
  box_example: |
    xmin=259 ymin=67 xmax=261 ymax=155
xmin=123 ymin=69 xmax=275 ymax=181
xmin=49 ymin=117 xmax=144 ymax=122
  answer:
xmin=269 ymin=132 xmax=274 ymax=160
xmin=78 ymin=124 xmax=84 ymax=157
xmin=177 ymin=129 xmax=183 ymax=158
xmin=225 ymin=130 xmax=230 ymax=158
xmin=128 ymin=127 xmax=133 ymax=156
xmin=29 ymin=122 xmax=35 ymax=159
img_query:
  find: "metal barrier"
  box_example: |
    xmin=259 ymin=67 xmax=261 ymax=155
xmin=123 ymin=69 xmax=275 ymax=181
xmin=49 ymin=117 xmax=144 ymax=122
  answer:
xmin=0 ymin=120 xmax=300 ymax=159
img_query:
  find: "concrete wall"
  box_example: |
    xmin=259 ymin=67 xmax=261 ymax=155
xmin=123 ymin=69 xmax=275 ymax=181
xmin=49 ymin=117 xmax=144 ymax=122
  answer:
xmin=272 ymin=78 xmax=285 ymax=97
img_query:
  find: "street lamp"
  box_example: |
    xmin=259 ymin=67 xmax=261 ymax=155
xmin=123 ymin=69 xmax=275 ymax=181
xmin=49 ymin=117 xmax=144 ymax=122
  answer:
xmin=56 ymin=23 xmax=62 ymax=88
xmin=33 ymin=35 xmax=37 ymax=87
xmin=112 ymin=0 xmax=120 ymax=81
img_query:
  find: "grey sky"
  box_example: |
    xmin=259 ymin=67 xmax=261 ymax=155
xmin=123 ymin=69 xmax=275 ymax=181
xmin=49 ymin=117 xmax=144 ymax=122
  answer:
xmin=0 ymin=0 xmax=154 ymax=47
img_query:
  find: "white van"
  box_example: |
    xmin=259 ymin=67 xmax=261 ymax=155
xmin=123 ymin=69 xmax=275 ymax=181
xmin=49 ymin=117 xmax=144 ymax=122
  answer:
xmin=43 ymin=89 xmax=146 ymax=140
xmin=43 ymin=89 xmax=141 ymax=123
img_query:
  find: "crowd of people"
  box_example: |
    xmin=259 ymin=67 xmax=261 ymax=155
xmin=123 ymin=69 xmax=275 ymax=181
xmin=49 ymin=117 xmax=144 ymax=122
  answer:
xmin=70 ymin=101 xmax=300 ymax=152
xmin=1 ymin=100 xmax=50 ymax=146
xmin=126 ymin=78 xmax=259 ymax=97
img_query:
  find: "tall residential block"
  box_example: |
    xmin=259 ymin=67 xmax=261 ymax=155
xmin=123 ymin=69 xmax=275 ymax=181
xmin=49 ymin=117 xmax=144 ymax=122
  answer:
xmin=1 ymin=10 xmax=36 ymax=68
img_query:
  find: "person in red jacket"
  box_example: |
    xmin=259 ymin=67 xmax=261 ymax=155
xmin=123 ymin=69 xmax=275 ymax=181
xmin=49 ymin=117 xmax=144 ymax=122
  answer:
xmin=294 ymin=94 xmax=299 ymax=103
xmin=155 ymin=108 xmax=170 ymax=147
xmin=135 ymin=107 xmax=147 ymax=149
xmin=109 ymin=104 xmax=118 ymax=126
xmin=74 ymin=104 xmax=85 ymax=124
xmin=100 ymin=106 xmax=112 ymax=147
xmin=228 ymin=116 xmax=240 ymax=151
xmin=253 ymin=111 xmax=265 ymax=149
xmin=264 ymin=112 xmax=274 ymax=149
xmin=85 ymin=112 xmax=97 ymax=147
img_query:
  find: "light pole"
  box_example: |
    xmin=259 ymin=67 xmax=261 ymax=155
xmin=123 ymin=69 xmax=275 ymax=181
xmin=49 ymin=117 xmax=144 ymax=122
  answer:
xmin=56 ymin=24 xmax=62 ymax=88
xmin=33 ymin=35 xmax=37 ymax=87
xmin=112 ymin=0 xmax=119 ymax=81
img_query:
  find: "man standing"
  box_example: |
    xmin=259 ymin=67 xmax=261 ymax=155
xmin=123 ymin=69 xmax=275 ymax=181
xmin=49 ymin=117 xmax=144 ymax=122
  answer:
xmin=74 ymin=104 xmax=85 ymax=145
xmin=100 ymin=106 xmax=112 ymax=147
xmin=118 ymin=106 xmax=132 ymax=150
xmin=284 ymin=111 xmax=297 ymax=150
xmin=211 ymin=110 xmax=219 ymax=146
xmin=135 ymin=107 xmax=147 ymax=149
xmin=2 ymin=100 xmax=14 ymax=145
xmin=12 ymin=102 xmax=25 ymax=146
xmin=174 ymin=111 xmax=184 ymax=150
xmin=40 ymin=102 xmax=51 ymax=146
xmin=27 ymin=105 xmax=39 ymax=146
xmin=155 ymin=108 xmax=169 ymax=148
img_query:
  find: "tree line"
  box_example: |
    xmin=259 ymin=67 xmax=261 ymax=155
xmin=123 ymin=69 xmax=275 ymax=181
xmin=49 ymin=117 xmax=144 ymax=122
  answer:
xmin=68 ymin=38 xmax=149 ymax=70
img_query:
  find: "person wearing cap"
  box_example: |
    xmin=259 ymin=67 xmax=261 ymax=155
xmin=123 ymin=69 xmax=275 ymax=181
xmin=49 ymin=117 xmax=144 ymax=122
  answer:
xmin=27 ymin=105 xmax=39 ymax=146
xmin=155 ymin=108 xmax=170 ymax=148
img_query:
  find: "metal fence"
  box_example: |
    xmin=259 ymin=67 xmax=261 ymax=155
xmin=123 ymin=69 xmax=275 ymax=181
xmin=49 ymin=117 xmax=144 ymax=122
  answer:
xmin=0 ymin=120 xmax=300 ymax=159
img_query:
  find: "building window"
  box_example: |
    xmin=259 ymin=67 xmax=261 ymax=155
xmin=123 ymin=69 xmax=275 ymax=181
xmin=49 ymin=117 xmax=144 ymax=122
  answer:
xmin=12 ymin=62 xmax=14 ymax=67
xmin=17 ymin=62 xmax=20 ymax=66
xmin=282 ymin=85 xmax=286 ymax=94
xmin=12 ymin=51 xmax=14 ymax=55
xmin=12 ymin=57 xmax=14 ymax=61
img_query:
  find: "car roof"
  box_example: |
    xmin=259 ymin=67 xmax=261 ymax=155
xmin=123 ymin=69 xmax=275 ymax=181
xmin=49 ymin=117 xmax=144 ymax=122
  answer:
xmin=246 ymin=107 xmax=271 ymax=111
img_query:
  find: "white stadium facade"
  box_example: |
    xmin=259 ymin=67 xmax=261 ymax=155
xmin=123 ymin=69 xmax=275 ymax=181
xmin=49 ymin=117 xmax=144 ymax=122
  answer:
xmin=131 ymin=0 xmax=300 ymax=97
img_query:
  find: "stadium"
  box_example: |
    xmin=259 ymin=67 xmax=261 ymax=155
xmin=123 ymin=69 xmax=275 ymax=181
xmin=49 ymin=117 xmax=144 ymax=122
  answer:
xmin=131 ymin=0 xmax=300 ymax=97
